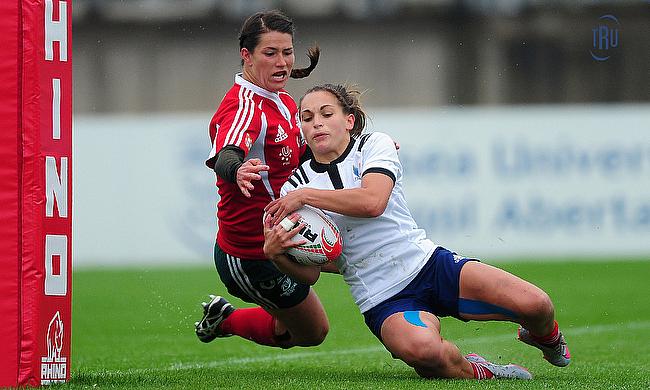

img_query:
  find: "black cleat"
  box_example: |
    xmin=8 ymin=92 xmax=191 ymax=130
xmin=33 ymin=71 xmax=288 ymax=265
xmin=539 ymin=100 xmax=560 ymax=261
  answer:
xmin=195 ymin=295 xmax=235 ymax=343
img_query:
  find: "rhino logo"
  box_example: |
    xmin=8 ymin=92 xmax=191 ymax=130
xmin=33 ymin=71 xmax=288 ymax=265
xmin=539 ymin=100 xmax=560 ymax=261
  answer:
xmin=46 ymin=311 xmax=64 ymax=361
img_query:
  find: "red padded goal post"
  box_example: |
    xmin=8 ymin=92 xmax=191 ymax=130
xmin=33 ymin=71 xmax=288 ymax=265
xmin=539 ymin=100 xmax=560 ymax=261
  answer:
xmin=0 ymin=0 xmax=72 ymax=387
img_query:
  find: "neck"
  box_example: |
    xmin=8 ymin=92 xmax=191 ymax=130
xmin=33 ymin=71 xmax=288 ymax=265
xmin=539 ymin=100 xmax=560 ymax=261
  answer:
xmin=313 ymin=136 xmax=352 ymax=164
xmin=241 ymin=68 xmax=263 ymax=91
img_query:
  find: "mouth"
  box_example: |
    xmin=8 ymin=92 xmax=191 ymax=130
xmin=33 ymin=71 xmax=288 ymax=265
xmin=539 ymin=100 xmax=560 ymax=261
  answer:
xmin=271 ymin=70 xmax=287 ymax=82
xmin=312 ymin=132 xmax=328 ymax=142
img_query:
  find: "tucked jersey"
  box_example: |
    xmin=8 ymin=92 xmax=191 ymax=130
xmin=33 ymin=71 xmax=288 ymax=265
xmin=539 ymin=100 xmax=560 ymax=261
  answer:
xmin=207 ymin=74 xmax=306 ymax=259
xmin=280 ymin=132 xmax=438 ymax=313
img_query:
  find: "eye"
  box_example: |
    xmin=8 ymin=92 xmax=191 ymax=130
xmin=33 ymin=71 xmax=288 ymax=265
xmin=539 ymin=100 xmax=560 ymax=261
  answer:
xmin=283 ymin=49 xmax=294 ymax=56
xmin=322 ymin=112 xmax=333 ymax=118
xmin=301 ymin=115 xmax=313 ymax=122
xmin=264 ymin=51 xmax=276 ymax=57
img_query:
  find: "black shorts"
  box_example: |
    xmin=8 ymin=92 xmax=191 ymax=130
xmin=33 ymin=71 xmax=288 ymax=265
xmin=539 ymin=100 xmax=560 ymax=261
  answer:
xmin=213 ymin=242 xmax=310 ymax=310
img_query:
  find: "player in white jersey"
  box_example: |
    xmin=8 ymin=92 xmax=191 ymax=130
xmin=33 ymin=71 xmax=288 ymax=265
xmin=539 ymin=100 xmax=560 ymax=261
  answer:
xmin=262 ymin=84 xmax=571 ymax=380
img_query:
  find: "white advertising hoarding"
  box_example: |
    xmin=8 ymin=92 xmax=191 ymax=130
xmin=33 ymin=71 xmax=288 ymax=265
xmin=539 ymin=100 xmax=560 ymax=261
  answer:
xmin=373 ymin=105 xmax=650 ymax=259
xmin=73 ymin=105 xmax=650 ymax=266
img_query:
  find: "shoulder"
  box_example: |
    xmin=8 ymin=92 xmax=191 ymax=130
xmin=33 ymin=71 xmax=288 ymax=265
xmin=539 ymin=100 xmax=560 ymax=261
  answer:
xmin=278 ymin=90 xmax=296 ymax=104
xmin=283 ymin=161 xmax=312 ymax=191
xmin=215 ymin=85 xmax=261 ymax=118
xmin=217 ymin=85 xmax=246 ymax=110
xmin=356 ymin=132 xmax=394 ymax=152
xmin=279 ymin=90 xmax=298 ymax=111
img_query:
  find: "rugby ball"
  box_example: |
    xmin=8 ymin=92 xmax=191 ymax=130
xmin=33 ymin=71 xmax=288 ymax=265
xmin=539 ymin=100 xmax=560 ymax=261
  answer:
xmin=282 ymin=205 xmax=343 ymax=266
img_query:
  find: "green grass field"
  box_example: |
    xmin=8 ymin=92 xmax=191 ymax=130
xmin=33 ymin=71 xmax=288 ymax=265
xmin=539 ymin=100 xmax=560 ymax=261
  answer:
xmin=63 ymin=259 xmax=650 ymax=389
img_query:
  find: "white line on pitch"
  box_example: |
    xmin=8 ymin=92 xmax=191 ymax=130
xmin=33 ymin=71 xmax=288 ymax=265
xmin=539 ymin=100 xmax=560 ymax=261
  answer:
xmin=96 ymin=319 xmax=650 ymax=376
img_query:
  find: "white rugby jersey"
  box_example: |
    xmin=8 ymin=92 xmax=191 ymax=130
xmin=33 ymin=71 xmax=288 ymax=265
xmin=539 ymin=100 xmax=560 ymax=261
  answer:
xmin=280 ymin=132 xmax=438 ymax=313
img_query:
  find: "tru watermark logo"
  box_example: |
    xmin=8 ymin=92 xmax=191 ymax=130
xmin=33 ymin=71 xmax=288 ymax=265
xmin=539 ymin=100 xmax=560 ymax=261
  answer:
xmin=590 ymin=15 xmax=620 ymax=61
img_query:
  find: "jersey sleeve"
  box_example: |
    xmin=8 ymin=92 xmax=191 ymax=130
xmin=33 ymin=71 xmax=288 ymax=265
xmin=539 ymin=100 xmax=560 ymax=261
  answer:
xmin=359 ymin=132 xmax=400 ymax=183
xmin=207 ymin=94 xmax=261 ymax=164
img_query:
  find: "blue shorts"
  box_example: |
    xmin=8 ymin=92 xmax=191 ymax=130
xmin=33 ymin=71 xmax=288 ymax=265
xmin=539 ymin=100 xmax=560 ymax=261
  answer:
xmin=363 ymin=247 xmax=478 ymax=341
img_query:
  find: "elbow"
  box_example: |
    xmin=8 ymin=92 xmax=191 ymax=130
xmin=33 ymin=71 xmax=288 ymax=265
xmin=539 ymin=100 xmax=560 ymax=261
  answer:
xmin=363 ymin=198 xmax=388 ymax=218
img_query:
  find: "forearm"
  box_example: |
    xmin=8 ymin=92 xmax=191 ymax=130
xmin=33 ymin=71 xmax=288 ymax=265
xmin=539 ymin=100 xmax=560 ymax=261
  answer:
xmin=320 ymin=262 xmax=339 ymax=274
xmin=213 ymin=145 xmax=244 ymax=182
xmin=270 ymin=254 xmax=321 ymax=285
xmin=300 ymin=187 xmax=385 ymax=218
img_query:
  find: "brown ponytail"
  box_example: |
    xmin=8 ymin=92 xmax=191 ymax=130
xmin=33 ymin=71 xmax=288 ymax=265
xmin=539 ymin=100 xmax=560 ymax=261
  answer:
xmin=291 ymin=46 xmax=320 ymax=79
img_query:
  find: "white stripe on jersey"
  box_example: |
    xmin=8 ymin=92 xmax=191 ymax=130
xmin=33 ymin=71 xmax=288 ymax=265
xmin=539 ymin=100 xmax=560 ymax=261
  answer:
xmin=258 ymin=113 xmax=275 ymax=200
xmin=233 ymin=95 xmax=256 ymax=147
xmin=224 ymin=88 xmax=254 ymax=147
xmin=226 ymin=254 xmax=277 ymax=309
xmin=207 ymin=124 xmax=220 ymax=161
xmin=223 ymin=87 xmax=246 ymax=146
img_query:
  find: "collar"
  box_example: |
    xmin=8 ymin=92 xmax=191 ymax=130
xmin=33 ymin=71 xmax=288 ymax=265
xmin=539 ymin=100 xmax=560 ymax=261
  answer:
xmin=310 ymin=137 xmax=356 ymax=173
xmin=234 ymin=73 xmax=291 ymax=121
xmin=234 ymin=73 xmax=281 ymax=100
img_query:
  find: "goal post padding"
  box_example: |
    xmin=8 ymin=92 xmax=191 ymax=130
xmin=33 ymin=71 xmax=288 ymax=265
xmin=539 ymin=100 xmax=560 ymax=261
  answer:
xmin=0 ymin=0 xmax=72 ymax=387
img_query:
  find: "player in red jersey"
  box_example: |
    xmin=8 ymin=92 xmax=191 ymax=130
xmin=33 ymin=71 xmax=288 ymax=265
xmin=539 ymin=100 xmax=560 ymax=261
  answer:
xmin=194 ymin=10 xmax=334 ymax=349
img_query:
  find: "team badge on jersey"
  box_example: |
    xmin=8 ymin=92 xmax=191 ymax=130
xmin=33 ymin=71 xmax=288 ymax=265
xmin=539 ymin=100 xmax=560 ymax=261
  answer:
xmin=275 ymin=124 xmax=288 ymax=143
xmin=352 ymin=155 xmax=363 ymax=182
xmin=245 ymin=133 xmax=253 ymax=150
xmin=280 ymin=146 xmax=292 ymax=165
xmin=353 ymin=162 xmax=362 ymax=181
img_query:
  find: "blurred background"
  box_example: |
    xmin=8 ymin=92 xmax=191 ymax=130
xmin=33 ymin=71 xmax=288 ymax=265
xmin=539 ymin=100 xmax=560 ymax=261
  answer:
xmin=73 ymin=0 xmax=650 ymax=111
xmin=71 ymin=0 xmax=650 ymax=267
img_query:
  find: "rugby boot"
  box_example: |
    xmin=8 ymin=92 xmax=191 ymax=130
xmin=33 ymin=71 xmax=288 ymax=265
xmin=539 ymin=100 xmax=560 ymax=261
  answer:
xmin=195 ymin=295 xmax=235 ymax=343
xmin=518 ymin=326 xmax=571 ymax=367
xmin=466 ymin=353 xmax=532 ymax=380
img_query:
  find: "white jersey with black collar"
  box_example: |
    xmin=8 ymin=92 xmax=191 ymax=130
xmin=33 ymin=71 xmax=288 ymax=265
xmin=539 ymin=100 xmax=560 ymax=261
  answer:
xmin=280 ymin=132 xmax=438 ymax=313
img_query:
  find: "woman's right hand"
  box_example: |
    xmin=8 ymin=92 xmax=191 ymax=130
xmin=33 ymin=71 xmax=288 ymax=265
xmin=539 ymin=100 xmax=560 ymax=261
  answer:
xmin=262 ymin=212 xmax=305 ymax=260
xmin=263 ymin=213 xmax=320 ymax=285
xmin=236 ymin=158 xmax=269 ymax=197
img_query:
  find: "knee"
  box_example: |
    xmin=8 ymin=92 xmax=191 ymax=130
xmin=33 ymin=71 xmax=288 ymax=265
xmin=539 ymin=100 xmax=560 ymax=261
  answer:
xmin=299 ymin=322 xmax=329 ymax=347
xmin=520 ymin=289 xmax=555 ymax=322
xmin=396 ymin=341 xmax=447 ymax=374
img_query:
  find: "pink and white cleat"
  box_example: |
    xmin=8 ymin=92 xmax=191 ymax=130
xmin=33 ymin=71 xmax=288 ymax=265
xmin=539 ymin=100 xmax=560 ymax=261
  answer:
xmin=466 ymin=353 xmax=532 ymax=380
xmin=518 ymin=327 xmax=571 ymax=367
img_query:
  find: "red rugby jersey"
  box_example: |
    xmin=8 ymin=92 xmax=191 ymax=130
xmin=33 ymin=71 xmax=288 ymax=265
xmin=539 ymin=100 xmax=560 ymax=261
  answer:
xmin=206 ymin=74 xmax=305 ymax=259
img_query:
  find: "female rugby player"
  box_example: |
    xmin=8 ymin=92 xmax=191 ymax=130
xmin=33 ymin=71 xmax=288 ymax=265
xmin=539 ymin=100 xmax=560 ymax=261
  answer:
xmin=263 ymin=84 xmax=571 ymax=380
xmin=194 ymin=10 xmax=332 ymax=351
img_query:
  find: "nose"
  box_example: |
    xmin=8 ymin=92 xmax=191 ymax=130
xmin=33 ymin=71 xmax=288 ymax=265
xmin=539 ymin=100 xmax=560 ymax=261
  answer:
xmin=277 ymin=55 xmax=287 ymax=67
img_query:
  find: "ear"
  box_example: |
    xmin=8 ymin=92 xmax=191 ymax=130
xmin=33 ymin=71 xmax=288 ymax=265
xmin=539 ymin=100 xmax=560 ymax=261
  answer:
xmin=241 ymin=48 xmax=252 ymax=66
xmin=345 ymin=113 xmax=355 ymax=131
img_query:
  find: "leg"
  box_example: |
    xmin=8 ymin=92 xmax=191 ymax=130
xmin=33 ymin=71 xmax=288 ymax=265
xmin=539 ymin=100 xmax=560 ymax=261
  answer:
xmin=380 ymin=311 xmax=531 ymax=380
xmin=267 ymin=288 xmax=329 ymax=348
xmin=196 ymin=288 xmax=328 ymax=349
xmin=380 ymin=310 xmax=474 ymax=379
xmin=459 ymin=261 xmax=570 ymax=366
xmin=458 ymin=261 xmax=555 ymax=335
xmin=199 ymin=246 xmax=329 ymax=349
